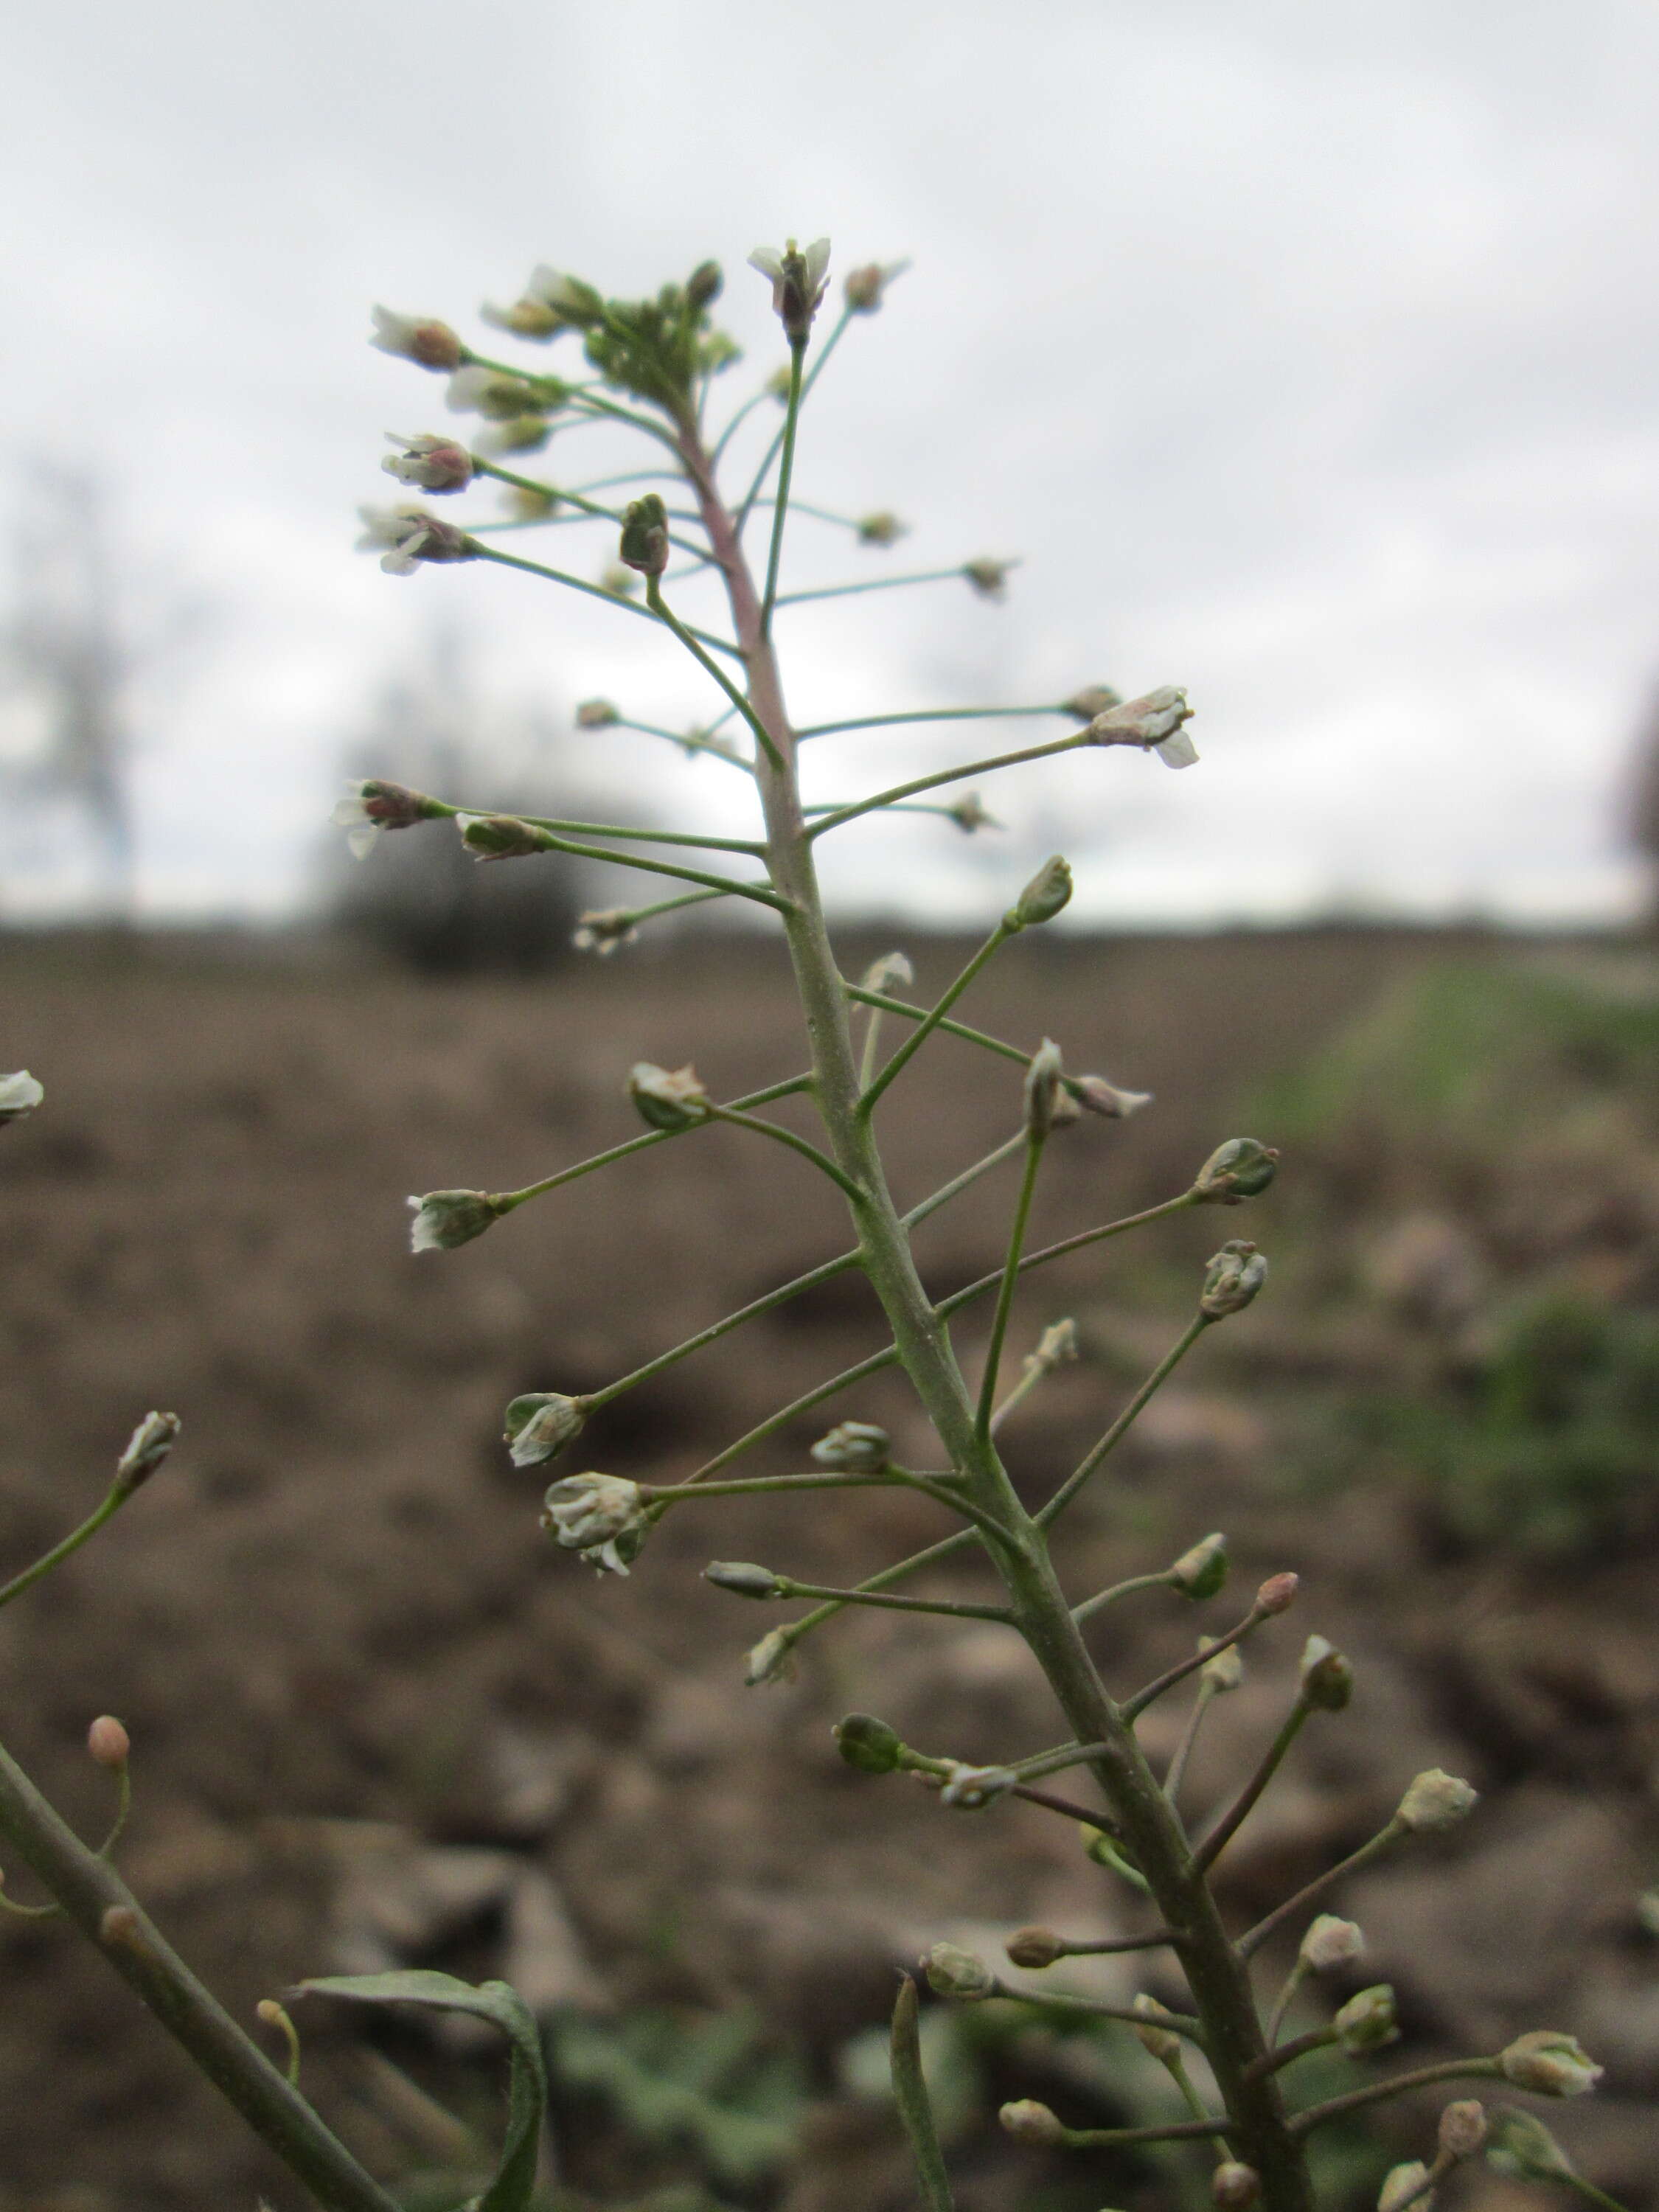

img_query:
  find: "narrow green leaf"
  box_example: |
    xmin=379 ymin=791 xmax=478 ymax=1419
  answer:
xmin=890 ymin=1975 xmax=955 ymax=2211
xmin=296 ymin=1971 xmax=546 ymax=2212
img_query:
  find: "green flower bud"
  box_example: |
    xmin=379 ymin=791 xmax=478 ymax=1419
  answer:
xmin=856 ymin=509 xmax=907 ymax=546
xmin=999 ymin=2098 xmax=1065 ymax=2146
xmin=504 ymin=1392 xmax=587 ymax=1470
xmin=1200 ymin=1639 xmax=1245 ymax=1691
xmin=924 ymin=1941 xmax=995 ymax=2000
xmin=833 ymin=1713 xmax=904 ymax=1774
xmin=619 ymin=493 xmax=669 ymax=577
xmin=1211 ymin=2163 xmax=1262 ymax=2209
xmin=1437 ymin=2101 xmax=1486 ymax=2159
xmin=1299 ymin=1634 xmax=1354 ymax=1711
xmin=1004 ymin=1925 xmax=1064 ymax=1969
xmin=703 ymin=1560 xmax=785 ymax=1600
xmin=456 ymin=813 xmax=554 ymax=863
xmin=1299 ymin=1915 xmax=1364 ymax=1971
xmin=1395 ymin=1768 xmax=1478 ymax=1834
xmin=576 ymin=698 xmax=619 ymax=728
xmin=1200 ymin=1239 xmax=1270 ymax=1318
xmin=744 ymin=1628 xmax=797 ymax=1688
xmin=963 ymin=557 xmax=1014 ymax=599
xmin=1484 ymin=2106 xmax=1576 ymax=2180
xmin=1377 ymin=2160 xmax=1433 ymax=2212
xmin=1334 ymin=1983 xmax=1398 ymax=2052
xmin=627 ymin=1061 xmax=709 ymax=1132
xmin=1498 ymin=2030 xmax=1603 ymax=2098
xmin=1061 ymin=682 xmax=1121 ymax=723
xmin=1192 ymin=1137 xmax=1281 ymax=1205
xmin=1023 ymin=1038 xmax=1065 ymax=1137
xmin=1169 ymin=1531 xmax=1228 ymax=1600
xmin=408 ymin=1188 xmax=502 ymax=1253
xmin=810 ymin=1420 xmax=890 ymax=1471
xmin=1130 ymin=1993 xmax=1183 ymax=2064
xmin=686 ymin=260 xmax=723 ymax=310
xmin=114 ymin=1411 xmax=181 ymax=1496
xmin=1006 ymin=855 xmax=1073 ymax=931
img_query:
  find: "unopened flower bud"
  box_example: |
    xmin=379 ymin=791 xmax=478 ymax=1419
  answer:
xmin=627 ymin=1061 xmax=710 ymax=1132
xmin=369 ymin=307 xmax=464 ymax=372
xmin=704 ymin=1560 xmax=785 ymax=1600
xmin=504 ymin=1392 xmax=588 ymax=1469
xmin=381 ymin=432 xmax=473 ymax=493
xmin=1200 ymin=1239 xmax=1270 ymax=1318
xmin=1070 ymin=1071 xmax=1153 ymax=1119
xmin=480 ymin=293 xmax=563 ymax=340
xmin=114 ymin=1411 xmax=181 ymax=1495
xmin=856 ymin=510 xmax=907 ymax=546
xmin=474 ymin=414 xmax=553 ymax=457
xmin=576 ymin=698 xmax=620 ymax=728
xmin=1300 ymin=1915 xmax=1364 ymax=1971
xmin=1485 ymin=2107 xmax=1576 ymax=2180
xmin=1169 ymin=1531 xmax=1228 ymax=1601
xmin=963 ymin=557 xmax=1014 ymax=599
xmin=619 ymin=493 xmax=669 ymax=577
xmin=1377 ymin=2161 xmax=1433 ymax=2212
xmin=1024 ymin=1039 xmax=1065 ymax=1137
xmin=1396 ymin=1769 xmax=1478 ymax=1834
xmin=572 ymin=908 xmax=639 ymax=956
xmin=999 ymin=2098 xmax=1065 ymax=2146
xmin=941 ymin=1762 xmax=1018 ymax=1810
xmin=509 ymin=266 xmax=604 ymax=333
xmin=748 ymin=237 xmax=832 ymax=342
xmin=407 ymin=1189 xmax=502 ymax=1253
xmin=947 ymin=790 xmax=999 ymax=834
xmin=1004 ymin=1926 xmax=1065 ymax=1970
xmin=1334 ymin=1983 xmax=1398 ymax=2051
xmin=1437 ymin=2101 xmax=1486 ymax=2158
xmin=601 ymin=563 xmax=639 ymax=598
xmin=445 ymin=365 xmax=545 ymax=420
xmin=1212 ymin=2164 xmax=1262 ymax=2210
xmin=1130 ymin=1993 xmax=1183 ymax=2064
xmin=1498 ymin=2030 xmax=1602 ymax=2098
xmin=87 ymin=1716 xmax=131 ymax=1770
xmin=1007 ymin=855 xmax=1073 ymax=931
xmin=1192 ymin=1138 xmax=1281 ymax=1204
xmin=745 ymin=1628 xmax=797 ymax=1687
xmin=1062 ymin=683 xmax=1122 ymax=723
xmin=1200 ymin=1639 xmax=1245 ymax=1691
xmin=1027 ymin=1318 xmax=1079 ymax=1374
xmin=0 ymin=1071 xmax=44 ymax=1127
xmin=541 ymin=1472 xmax=647 ymax=1576
xmin=844 ymin=258 xmax=910 ymax=313
xmin=686 ymin=260 xmax=723 ymax=310
xmin=331 ymin=777 xmax=441 ymax=858
xmin=924 ymin=1941 xmax=995 ymax=2000
xmin=810 ymin=1420 xmax=890 ymax=1471
xmin=1256 ymin=1572 xmax=1299 ymax=1615
xmin=1299 ymin=1634 xmax=1354 ymax=1711
xmin=834 ymin=1713 xmax=904 ymax=1774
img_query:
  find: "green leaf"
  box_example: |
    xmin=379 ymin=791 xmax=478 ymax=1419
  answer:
xmin=296 ymin=1971 xmax=546 ymax=2212
xmin=889 ymin=1975 xmax=955 ymax=2212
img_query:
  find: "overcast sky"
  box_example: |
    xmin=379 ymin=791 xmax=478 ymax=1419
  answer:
xmin=4 ymin=1 xmax=1658 ymax=926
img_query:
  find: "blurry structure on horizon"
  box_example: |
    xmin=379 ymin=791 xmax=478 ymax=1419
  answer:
xmin=1628 ymin=678 xmax=1659 ymax=932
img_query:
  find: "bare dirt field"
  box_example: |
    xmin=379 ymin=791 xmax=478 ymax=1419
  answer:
xmin=1 ymin=926 xmax=1654 ymax=2211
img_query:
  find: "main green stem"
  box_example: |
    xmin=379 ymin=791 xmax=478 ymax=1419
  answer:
xmin=673 ymin=405 xmax=1313 ymax=2211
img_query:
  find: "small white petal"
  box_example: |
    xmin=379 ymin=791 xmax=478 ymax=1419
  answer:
xmin=1155 ymin=731 xmax=1200 ymax=769
xmin=346 ymin=822 xmax=382 ymax=859
xmin=804 ymin=237 xmax=832 ymax=286
xmin=747 ymin=247 xmax=785 ymax=279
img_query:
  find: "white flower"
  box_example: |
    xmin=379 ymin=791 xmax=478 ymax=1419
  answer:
xmin=810 ymin=1420 xmax=890 ymax=1471
xmin=747 ymin=237 xmax=832 ymax=339
xmin=381 ymin=432 xmax=473 ymax=493
xmin=0 ymin=1071 xmax=44 ymax=1127
xmin=331 ymin=778 xmax=434 ymax=859
xmin=572 ymin=908 xmax=639 ymax=956
xmin=540 ymin=1472 xmax=647 ymax=1575
xmin=355 ymin=504 xmax=471 ymax=577
xmin=504 ymin=1391 xmax=588 ymax=1468
xmin=1299 ymin=1915 xmax=1364 ymax=1971
xmin=627 ymin=1061 xmax=709 ymax=1131
xmin=1085 ymin=686 xmax=1199 ymax=768
xmin=369 ymin=307 xmax=462 ymax=371
xmin=408 ymin=1189 xmax=501 ymax=1253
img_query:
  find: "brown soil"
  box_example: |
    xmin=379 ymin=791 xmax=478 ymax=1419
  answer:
xmin=0 ymin=928 xmax=1653 ymax=2211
